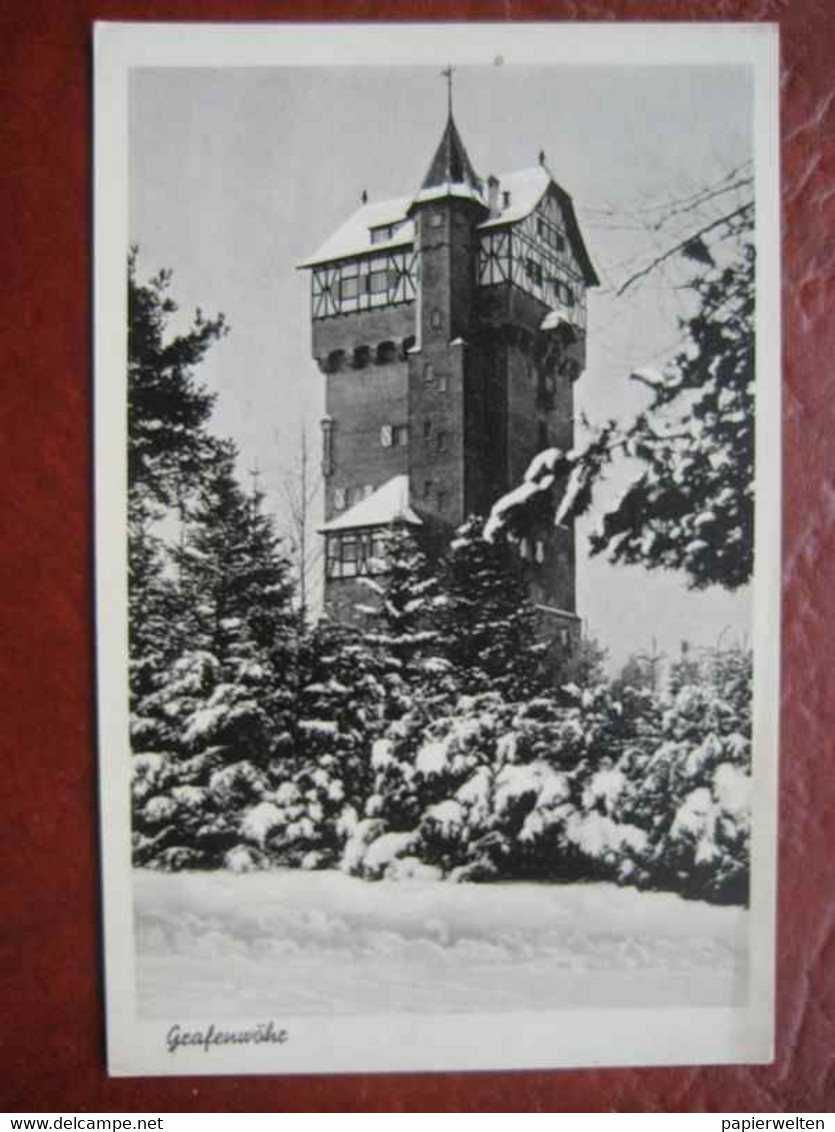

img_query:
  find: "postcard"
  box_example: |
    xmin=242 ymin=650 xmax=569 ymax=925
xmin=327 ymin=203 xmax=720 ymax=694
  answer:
xmin=95 ymin=21 xmax=780 ymax=1075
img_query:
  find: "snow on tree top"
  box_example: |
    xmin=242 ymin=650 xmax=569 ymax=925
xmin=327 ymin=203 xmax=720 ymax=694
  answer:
xmin=524 ymin=447 xmax=565 ymax=483
xmin=319 ymin=475 xmax=423 ymax=533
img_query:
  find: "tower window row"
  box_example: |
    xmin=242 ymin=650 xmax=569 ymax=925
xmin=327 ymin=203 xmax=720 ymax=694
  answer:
xmin=333 ymin=483 xmax=375 ymax=511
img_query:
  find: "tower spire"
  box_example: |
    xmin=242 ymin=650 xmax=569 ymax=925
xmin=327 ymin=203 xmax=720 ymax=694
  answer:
xmin=441 ymin=64 xmax=455 ymax=119
xmin=418 ymin=82 xmax=482 ymax=196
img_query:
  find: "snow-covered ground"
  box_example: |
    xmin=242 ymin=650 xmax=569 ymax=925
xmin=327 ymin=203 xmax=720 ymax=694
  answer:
xmin=134 ymin=869 xmax=748 ymax=1018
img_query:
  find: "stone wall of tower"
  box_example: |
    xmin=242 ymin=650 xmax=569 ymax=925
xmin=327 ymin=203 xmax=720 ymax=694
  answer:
xmin=312 ymin=305 xmax=415 ymax=523
xmin=462 ymin=334 xmax=507 ymax=519
xmin=407 ymin=199 xmax=484 ymax=528
xmin=471 ymin=281 xmax=589 ymax=615
xmin=324 ymin=358 xmax=410 ymax=521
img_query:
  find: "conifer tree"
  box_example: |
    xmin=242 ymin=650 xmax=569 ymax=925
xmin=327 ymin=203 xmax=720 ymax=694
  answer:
xmin=359 ymin=524 xmax=444 ymax=705
xmin=436 ymin=516 xmax=547 ymax=699
xmin=128 ymin=485 xmax=187 ymax=748
xmin=127 ymin=251 xmax=230 ymax=750
xmin=170 ymin=443 xmax=298 ymax=766
xmin=128 ymin=248 xmax=227 ymax=513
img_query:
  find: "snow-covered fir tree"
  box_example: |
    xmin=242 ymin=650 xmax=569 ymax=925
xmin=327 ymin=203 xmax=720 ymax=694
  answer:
xmin=132 ymin=446 xmax=300 ymax=871
xmin=358 ymin=523 xmax=447 ymax=709
xmin=436 ymin=516 xmax=549 ymax=699
xmin=251 ymin=619 xmax=389 ymax=869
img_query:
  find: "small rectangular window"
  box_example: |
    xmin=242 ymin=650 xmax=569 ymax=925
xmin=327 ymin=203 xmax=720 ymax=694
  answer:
xmin=340 ymin=276 xmax=359 ymax=301
xmin=423 ymin=479 xmax=433 ymax=499
xmin=423 ymin=419 xmax=433 ymax=441
xmin=424 ymin=363 xmax=435 ymax=387
xmin=430 ymin=309 xmax=443 ymax=330
xmin=370 ymin=224 xmax=400 ymax=245
xmin=393 ymin=424 xmax=409 ymax=447
xmin=437 ymin=371 xmax=448 ymax=393
xmin=525 ymin=258 xmax=543 ymax=287
xmin=429 ymin=212 xmax=443 ymax=228
xmin=380 ymin=425 xmax=393 ymax=448
xmin=368 ymin=269 xmax=389 ymax=295
xmin=436 ymin=431 xmax=447 ymax=453
xmin=437 ymin=490 xmax=447 ymax=512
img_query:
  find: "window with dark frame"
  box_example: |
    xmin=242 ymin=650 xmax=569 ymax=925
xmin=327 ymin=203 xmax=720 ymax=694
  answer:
xmin=326 ymin=529 xmax=392 ymax=580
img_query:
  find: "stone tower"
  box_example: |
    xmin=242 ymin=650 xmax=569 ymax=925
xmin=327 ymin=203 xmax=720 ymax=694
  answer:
xmin=299 ymin=108 xmax=598 ymax=638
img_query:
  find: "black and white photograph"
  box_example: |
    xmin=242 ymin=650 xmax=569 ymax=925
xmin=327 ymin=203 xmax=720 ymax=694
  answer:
xmin=94 ymin=22 xmax=780 ymax=1075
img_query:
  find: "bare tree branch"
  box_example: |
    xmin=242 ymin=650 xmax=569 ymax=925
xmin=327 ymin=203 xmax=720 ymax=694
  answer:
xmin=615 ymin=201 xmax=754 ymax=297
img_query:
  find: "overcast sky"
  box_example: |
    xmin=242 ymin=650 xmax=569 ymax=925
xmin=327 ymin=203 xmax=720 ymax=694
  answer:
xmin=129 ymin=62 xmax=754 ymax=671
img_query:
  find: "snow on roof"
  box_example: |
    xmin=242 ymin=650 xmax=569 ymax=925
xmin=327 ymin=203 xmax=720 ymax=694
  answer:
xmin=299 ymin=164 xmax=597 ymax=286
xmin=479 ymin=166 xmax=552 ymax=230
xmin=298 ymin=197 xmax=414 ymax=268
xmin=319 ymin=475 xmax=423 ymax=533
xmin=410 ymin=182 xmax=487 ymax=209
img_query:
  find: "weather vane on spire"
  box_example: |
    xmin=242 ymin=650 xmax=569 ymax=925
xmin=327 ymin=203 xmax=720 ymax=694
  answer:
xmin=441 ymin=64 xmax=455 ymax=117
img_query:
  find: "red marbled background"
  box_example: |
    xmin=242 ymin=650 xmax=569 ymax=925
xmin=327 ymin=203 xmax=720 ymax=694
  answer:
xmin=2 ymin=0 xmax=832 ymax=1112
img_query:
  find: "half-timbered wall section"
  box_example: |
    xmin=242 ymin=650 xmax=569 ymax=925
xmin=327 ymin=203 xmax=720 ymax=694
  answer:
xmin=311 ymin=248 xmax=419 ymax=319
xmin=477 ymin=193 xmax=587 ymax=332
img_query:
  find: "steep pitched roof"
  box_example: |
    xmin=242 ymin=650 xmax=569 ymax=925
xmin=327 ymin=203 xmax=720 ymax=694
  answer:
xmin=319 ymin=475 xmax=422 ymax=533
xmin=420 ymin=114 xmax=483 ymax=194
xmin=297 ymin=197 xmax=414 ymax=269
xmin=479 ymin=165 xmax=599 ymax=288
xmin=298 ymin=160 xmax=597 ymax=288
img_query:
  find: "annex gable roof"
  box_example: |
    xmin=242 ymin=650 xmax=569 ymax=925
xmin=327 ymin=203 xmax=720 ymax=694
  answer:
xmin=319 ymin=475 xmax=423 ymax=534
